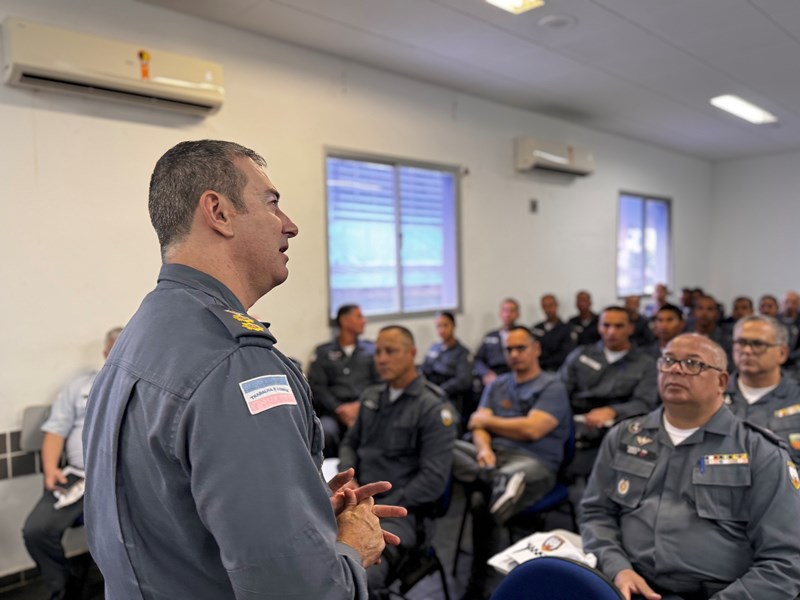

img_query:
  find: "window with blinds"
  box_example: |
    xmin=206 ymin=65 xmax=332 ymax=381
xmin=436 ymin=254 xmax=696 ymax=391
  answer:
xmin=616 ymin=192 xmax=671 ymax=297
xmin=326 ymin=155 xmax=460 ymax=318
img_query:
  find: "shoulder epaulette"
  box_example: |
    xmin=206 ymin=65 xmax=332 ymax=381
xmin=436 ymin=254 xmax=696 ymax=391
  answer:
xmin=207 ymin=305 xmax=274 ymax=341
xmin=743 ymin=419 xmax=787 ymax=449
xmin=424 ymin=380 xmax=446 ymax=399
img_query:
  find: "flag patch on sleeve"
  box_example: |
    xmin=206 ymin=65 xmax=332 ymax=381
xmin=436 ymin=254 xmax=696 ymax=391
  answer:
xmin=239 ymin=374 xmax=297 ymax=415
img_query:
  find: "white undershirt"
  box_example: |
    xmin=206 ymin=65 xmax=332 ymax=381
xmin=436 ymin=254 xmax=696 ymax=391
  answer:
xmin=389 ymin=387 xmax=404 ymax=403
xmin=738 ymin=381 xmax=779 ymax=405
xmin=663 ymin=414 xmax=699 ymax=446
xmin=604 ymin=348 xmax=629 ymax=364
xmin=342 ymin=344 xmax=356 ymax=357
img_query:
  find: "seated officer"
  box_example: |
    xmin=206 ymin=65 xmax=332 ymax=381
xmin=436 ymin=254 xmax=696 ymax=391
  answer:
xmin=641 ymin=303 xmax=685 ymax=359
xmin=689 ymin=295 xmax=733 ymax=366
xmin=759 ymin=294 xmax=780 ymax=318
xmin=308 ymin=304 xmax=379 ymax=457
xmin=23 ymin=327 xmax=121 ymax=600
xmin=532 ymin=294 xmax=575 ymax=372
xmin=474 ymin=298 xmax=520 ymax=387
xmin=720 ymin=295 xmax=754 ymax=335
xmin=454 ymin=326 xmax=571 ymax=600
xmin=780 ymin=291 xmax=800 ymax=350
xmin=581 ymin=333 xmax=800 ymax=600
xmin=559 ymin=306 xmax=658 ymax=475
xmin=624 ymin=295 xmax=655 ymax=348
xmin=726 ymin=315 xmax=800 ymax=463
xmin=339 ymin=326 xmax=456 ymax=600
xmin=421 ymin=311 xmax=472 ymax=416
xmin=568 ymin=290 xmax=601 ymax=347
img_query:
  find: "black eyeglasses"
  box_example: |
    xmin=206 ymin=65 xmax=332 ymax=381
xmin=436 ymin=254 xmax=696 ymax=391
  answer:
xmin=657 ymin=356 xmax=724 ymax=376
xmin=732 ymin=338 xmax=780 ymax=355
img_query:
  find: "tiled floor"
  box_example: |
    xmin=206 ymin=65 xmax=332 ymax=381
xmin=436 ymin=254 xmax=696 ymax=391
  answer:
xmin=0 ymin=483 xmax=576 ymax=600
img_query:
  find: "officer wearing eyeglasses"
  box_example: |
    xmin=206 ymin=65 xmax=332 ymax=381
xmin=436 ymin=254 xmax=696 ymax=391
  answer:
xmin=726 ymin=315 xmax=800 ymax=463
xmin=581 ymin=333 xmax=800 ymax=600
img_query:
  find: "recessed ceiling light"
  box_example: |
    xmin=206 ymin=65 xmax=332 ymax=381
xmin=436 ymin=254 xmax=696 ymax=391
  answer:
xmin=486 ymin=0 xmax=546 ymax=16
xmin=710 ymin=94 xmax=777 ymax=125
xmin=538 ymin=14 xmax=577 ymax=29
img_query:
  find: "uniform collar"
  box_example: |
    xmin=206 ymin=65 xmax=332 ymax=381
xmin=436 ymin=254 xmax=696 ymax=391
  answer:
xmin=158 ymin=263 xmax=246 ymax=313
xmin=658 ymin=404 xmax=735 ymax=439
xmin=383 ymin=374 xmax=426 ymax=403
xmin=728 ymin=372 xmax=795 ymax=399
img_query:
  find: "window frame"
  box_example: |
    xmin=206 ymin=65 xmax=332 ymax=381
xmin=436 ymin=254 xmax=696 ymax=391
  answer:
xmin=324 ymin=148 xmax=463 ymax=322
xmin=615 ymin=190 xmax=673 ymax=298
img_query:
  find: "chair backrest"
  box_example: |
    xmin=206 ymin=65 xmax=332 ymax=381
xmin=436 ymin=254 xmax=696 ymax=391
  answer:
xmin=490 ymin=556 xmax=624 ymax=600
xmin=20 ymin=405 xmax=51 ymax=452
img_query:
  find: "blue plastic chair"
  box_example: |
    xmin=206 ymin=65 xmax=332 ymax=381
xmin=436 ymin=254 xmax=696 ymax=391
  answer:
xmin=490 ymin=556 xmax=624 ymax=600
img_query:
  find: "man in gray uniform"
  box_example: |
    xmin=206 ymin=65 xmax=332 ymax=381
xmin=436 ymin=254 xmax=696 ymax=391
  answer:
xmin=581 ymin=333 xmax=800 ymax=600
xmin=559 ymin=306 xmax=658 ymax=476
xmin=726 ymin=315 xmax=800 ymax=463
xmin=531 ymin=294 xmax=575 ymax=372
xmin=82 ymin=140 xmax=404 ymax=600
xmin=23 ymin=327 xmax=120 ymax=600
xmin=339 ymin=326 xmax=455 ymax=600
xmin=309 ymin=304 xmax=379 ymax=457
xmin=690 ymin=295 xmax=733 ymax=367
xmin=474 ymin=298 xmax=521 ymax=386
xmin=567 ymin=290 xmax=601 ymax=347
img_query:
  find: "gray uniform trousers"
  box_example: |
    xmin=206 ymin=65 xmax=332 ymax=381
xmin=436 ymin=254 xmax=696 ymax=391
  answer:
xmin=23 ymin=492 xmax=84 ymax=598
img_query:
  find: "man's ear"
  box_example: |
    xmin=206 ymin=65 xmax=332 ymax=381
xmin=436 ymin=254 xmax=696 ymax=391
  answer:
xmin=197 ymin=190 xmax=235 ymax=238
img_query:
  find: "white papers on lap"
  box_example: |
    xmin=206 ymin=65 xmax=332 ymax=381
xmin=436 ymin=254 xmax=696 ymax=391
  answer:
xmin=52 ymin=466 xmax=86 ymax=510
xmin=488 ymin=529 xmax=597 ymax=575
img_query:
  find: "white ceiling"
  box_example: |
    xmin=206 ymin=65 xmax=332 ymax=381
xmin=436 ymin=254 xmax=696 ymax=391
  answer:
xmin=140 ymin=0 xmax=800 ymax=161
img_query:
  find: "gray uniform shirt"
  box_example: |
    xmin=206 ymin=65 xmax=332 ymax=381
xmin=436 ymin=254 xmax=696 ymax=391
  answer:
xmin=308 ymin=339 xmax=378 ymax=416
xmin=558 ymin=342 xmax=658 ymax=419
xmin=82 ymin=264 xmax=367 ymax=600
xmin=725 ymin=373 xmax=800 ymax=463
xmin=338 ymin=376 xmax=456 ymax=510
xmin=581 ymin=406 xmax=800 ymax=599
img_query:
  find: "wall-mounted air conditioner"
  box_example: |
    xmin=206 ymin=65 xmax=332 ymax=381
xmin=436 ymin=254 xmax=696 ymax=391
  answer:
xmin=2 ymin=17 xmax=224 ymax=116
xmin=514 ymin=136 xmax=594 ymax=176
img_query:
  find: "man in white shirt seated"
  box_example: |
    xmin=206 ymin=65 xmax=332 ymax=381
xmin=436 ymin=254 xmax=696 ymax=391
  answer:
xmin=22 ymin=327 xmax=121 ymax=600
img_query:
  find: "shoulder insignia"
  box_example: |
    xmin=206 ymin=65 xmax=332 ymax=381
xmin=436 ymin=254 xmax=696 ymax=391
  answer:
xmin=743 ymin=419 xmax=785 ymax=448
xmin=207 ymin=305 xmax=273 ymax=340
xmin=788 ymin=461 xmax=800 ymax=490
xmin=440 ymin=407 xmax=454 ymax=427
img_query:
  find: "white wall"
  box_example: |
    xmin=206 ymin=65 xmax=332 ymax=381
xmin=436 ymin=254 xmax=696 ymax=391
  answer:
xmin=0 ymin=0 xmax=714 ymax=575
xmin=709 ymin=150 xmax=800 ymax=306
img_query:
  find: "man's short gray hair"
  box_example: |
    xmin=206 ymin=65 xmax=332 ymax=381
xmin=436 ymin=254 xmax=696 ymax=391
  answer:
xmin=734 ymin=315 xmax=789 ymax=347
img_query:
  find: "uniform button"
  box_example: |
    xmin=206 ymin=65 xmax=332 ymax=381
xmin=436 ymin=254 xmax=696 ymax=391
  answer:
xmin=343 ymin=367 xmax=350 ymax=375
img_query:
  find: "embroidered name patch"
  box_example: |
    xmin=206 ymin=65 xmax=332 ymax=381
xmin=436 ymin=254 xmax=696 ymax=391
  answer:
xmin=239 ymin=375 xmax=296 ymax=415
xmin=579 ymin=354 xmax=602 ymax=371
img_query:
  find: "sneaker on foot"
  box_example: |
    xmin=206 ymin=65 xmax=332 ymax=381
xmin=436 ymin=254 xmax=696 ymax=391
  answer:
xmin=489 ymin=471 xmax=526 ymax=515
